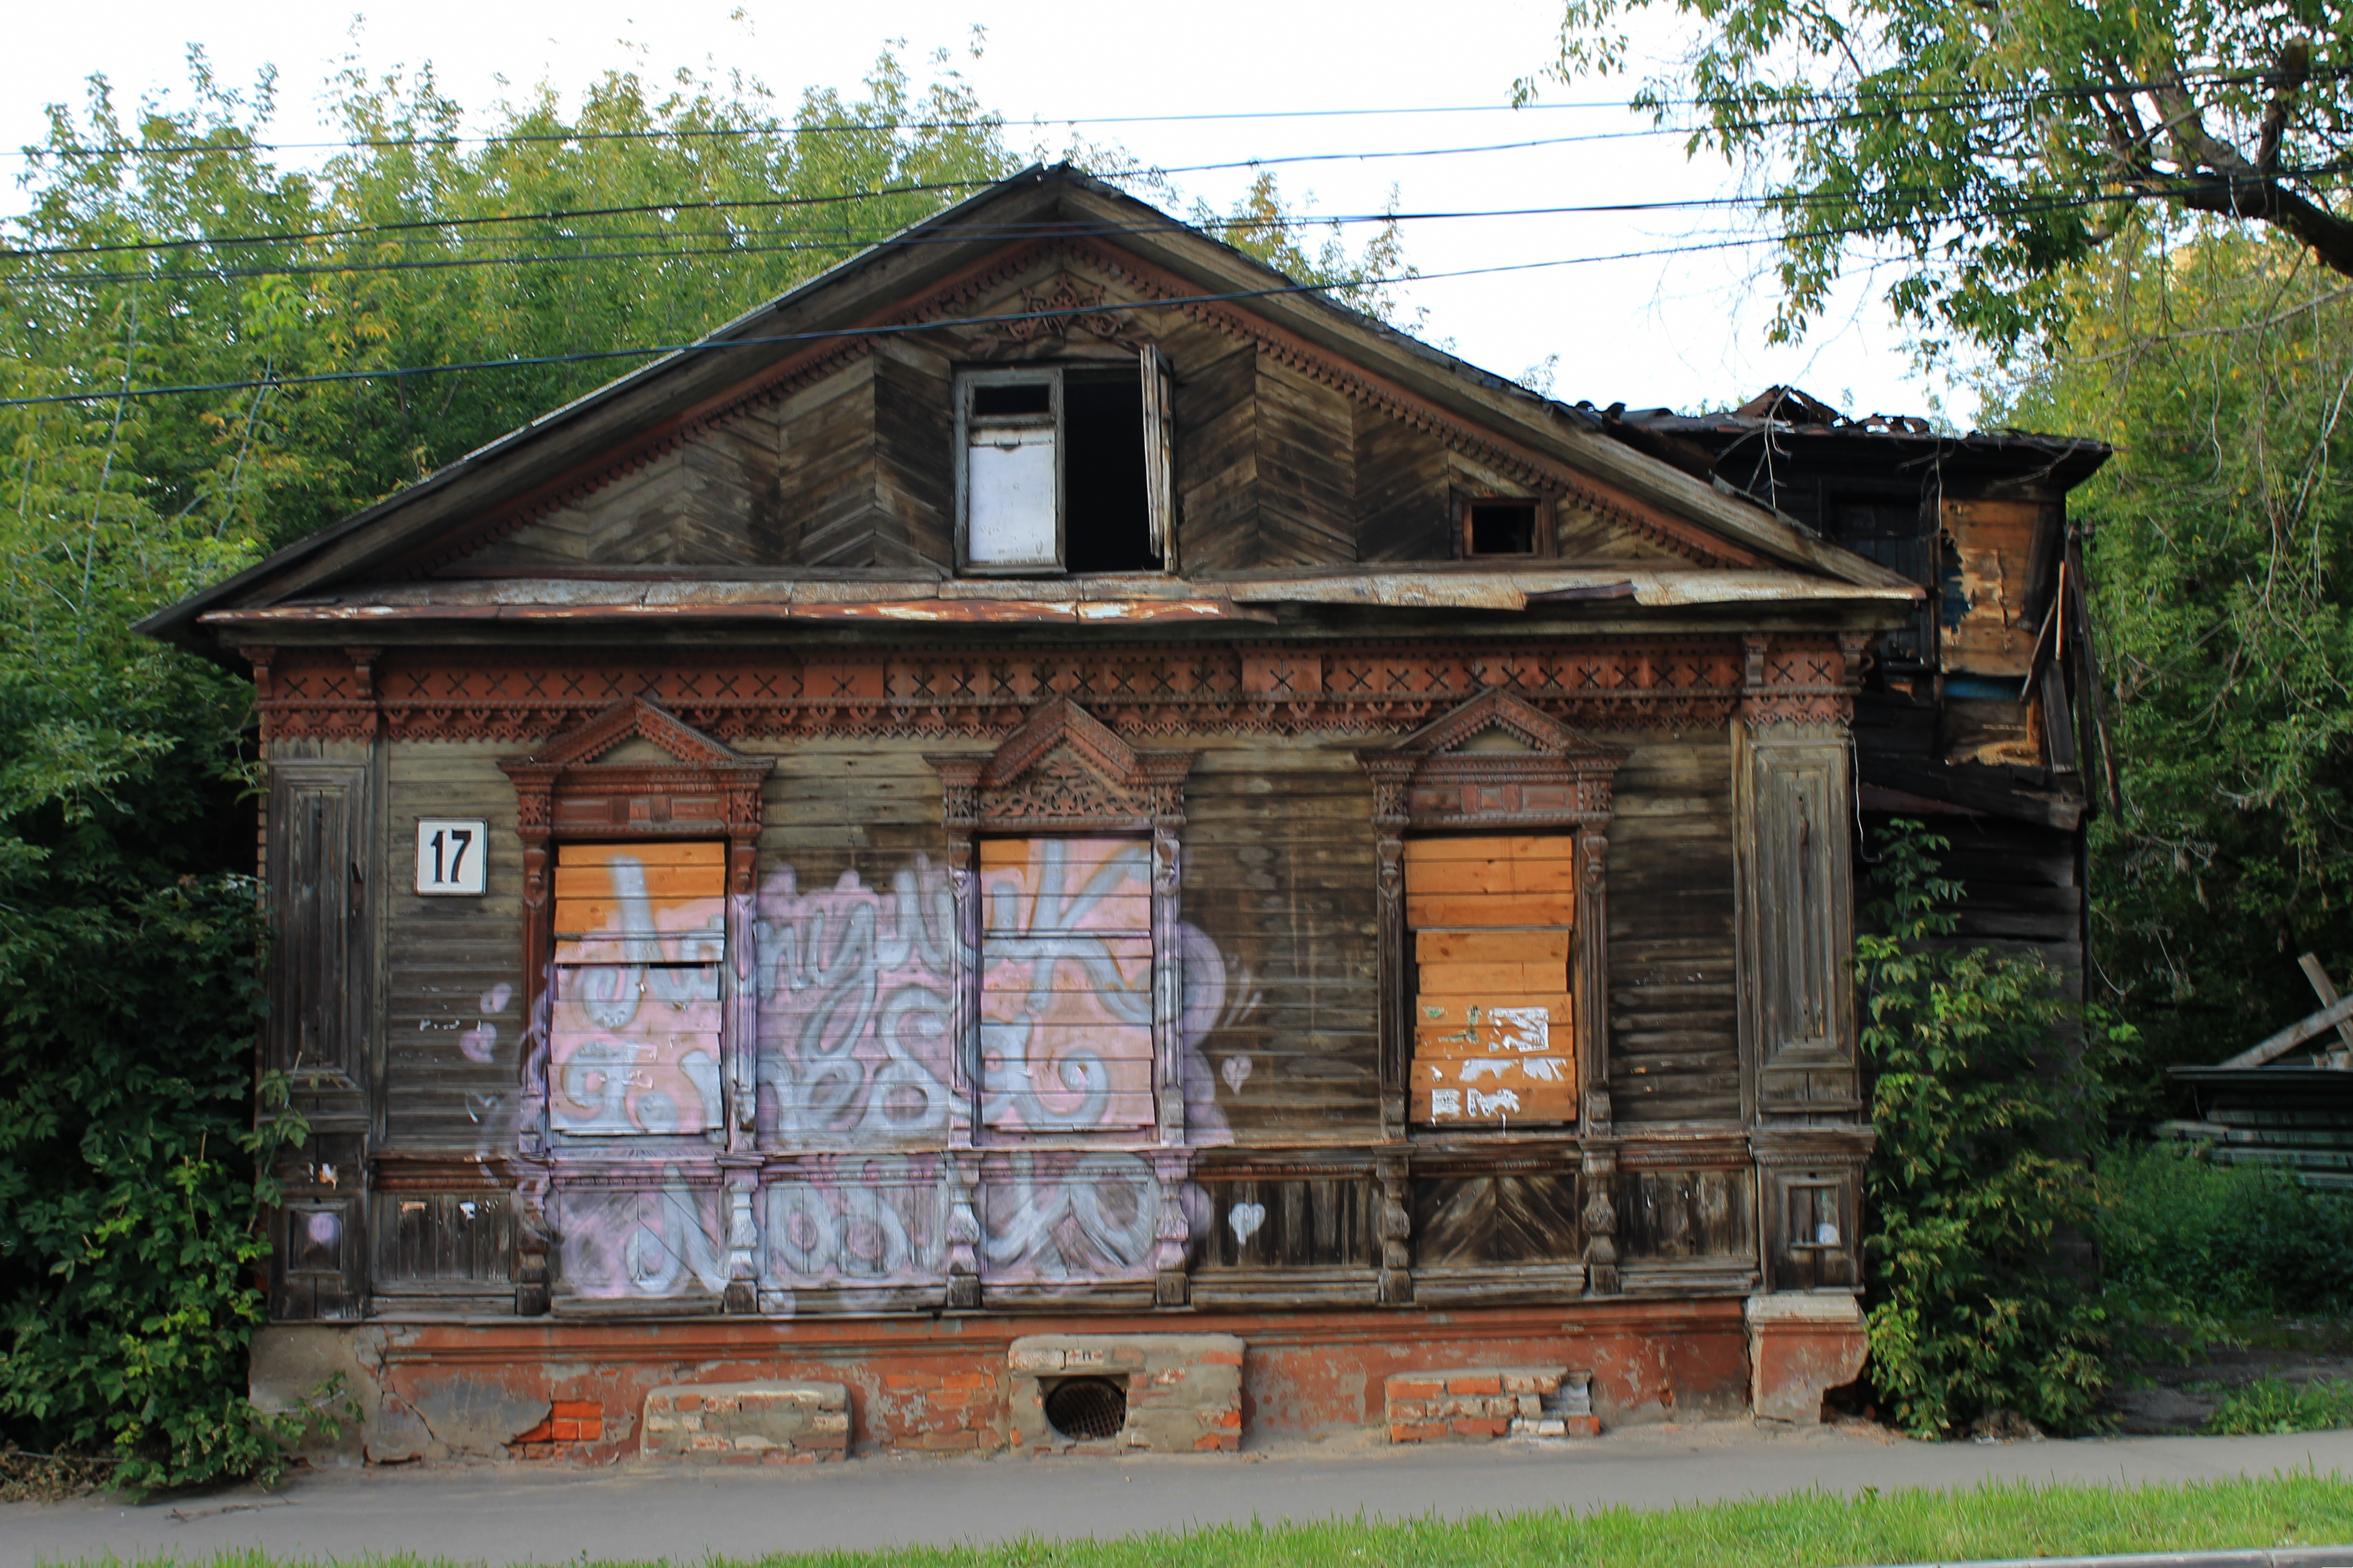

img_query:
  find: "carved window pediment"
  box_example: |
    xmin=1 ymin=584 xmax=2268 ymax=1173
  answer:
xmin=929 ymin=697 xmax=1193 ymax=833
xmin=1357 ymin=688 xmax=1629 ymax=831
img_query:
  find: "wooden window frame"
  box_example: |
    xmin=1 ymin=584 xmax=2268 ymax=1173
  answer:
xmin=927 ymin=699 xmax=1198 ymax=1308
xmin=952 ymin=352 xmax=1177 ymax=577
xmin=1358 ymin=690 xmax=1628 ymax=1301
xmin=499 ymin=699 xmax=772 ymax=1151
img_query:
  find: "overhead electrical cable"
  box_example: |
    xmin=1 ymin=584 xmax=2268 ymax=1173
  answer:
xmin=11 ymin=61 xmax=2346 ymax=160
xmin=8 ymin=170 xmax=2335 ymax=410
xmin=12 ymin=161 xmax=2350 ymax=290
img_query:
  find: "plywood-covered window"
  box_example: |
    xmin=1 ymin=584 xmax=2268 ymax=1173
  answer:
xmin=1405 ymin=835 xmax=1578 ymax=1127
xmin=978 ymin=837 xmax=1156 ymax=1135
xmin=548 ymin=841 xmax=727 ymax=1139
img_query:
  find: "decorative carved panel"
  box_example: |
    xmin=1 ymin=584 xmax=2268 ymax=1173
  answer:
xmin=248 ymin=637 xmax=1867 ymax=745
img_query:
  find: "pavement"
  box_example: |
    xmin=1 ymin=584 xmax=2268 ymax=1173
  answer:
xmin=6 ymin=1422 xmax=2352 ymax=1566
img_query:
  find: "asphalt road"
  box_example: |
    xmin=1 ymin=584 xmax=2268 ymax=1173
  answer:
xmin=7 ymin=1423 xmax=2351 ymax=1566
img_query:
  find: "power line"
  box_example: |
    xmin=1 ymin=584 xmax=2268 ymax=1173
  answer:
xmin=14 ymin=163 xmax=2349 ymax=291
xmin=1 ymin=175 xmax=2300 ymax=411
xmin=12 ymin=61 xmax=2342 ymax=161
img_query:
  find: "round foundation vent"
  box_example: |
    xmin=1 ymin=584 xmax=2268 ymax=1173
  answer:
xmin=1042 ymin=1375 xmax=1128 ymax=1441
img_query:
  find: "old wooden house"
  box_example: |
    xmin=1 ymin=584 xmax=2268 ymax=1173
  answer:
xmin=144 ymin=166 xmax=2100 ymax=1461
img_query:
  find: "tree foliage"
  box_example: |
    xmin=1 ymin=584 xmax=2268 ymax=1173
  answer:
xmin=1989 ymin=229 xmax=2353 ymax=1091
xmin=0 ymin=44 xmax=1410 ymax=1487
xmin=1523 ymin=0 xmax=2353 ymax=352
xmin=1857 ymin=822 xmax=2124 ymax=1437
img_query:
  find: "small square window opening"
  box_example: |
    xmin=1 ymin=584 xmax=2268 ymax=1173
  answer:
xmin=1464 ymin=499 xmax=1539 ymax=558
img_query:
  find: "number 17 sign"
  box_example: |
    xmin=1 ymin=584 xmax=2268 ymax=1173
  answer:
xmin=416 ymin=819 xmax=489 ymax=895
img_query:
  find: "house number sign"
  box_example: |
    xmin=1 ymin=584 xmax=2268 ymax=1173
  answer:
xmin=415 ymin=819 xmax=489 ymax=895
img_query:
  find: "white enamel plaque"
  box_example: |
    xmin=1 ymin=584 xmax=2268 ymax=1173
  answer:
xmin=415 ymin=819 xmax=489 ymax=895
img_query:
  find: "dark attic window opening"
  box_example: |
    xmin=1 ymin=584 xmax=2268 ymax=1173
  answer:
xmin=972 ymin=382 xmax=1052 ymax=418
xmin=1064 ymin=373 xmax=1159 ymax=573
xmin=1464 ymin=499 xmax=1539 ymax=559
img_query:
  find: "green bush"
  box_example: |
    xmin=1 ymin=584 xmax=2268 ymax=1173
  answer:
xmin=2095 ymin=1143 xmax=2353 ymax=1319
xmin=2207 ymin=1376 xmax=2353 ymax=1435
xmin=1857 ymin=821 xmax=2129 ymax=1437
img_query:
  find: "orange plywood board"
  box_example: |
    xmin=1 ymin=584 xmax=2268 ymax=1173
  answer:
xmin=1405 ymin=892 xmax=1577 ymax=928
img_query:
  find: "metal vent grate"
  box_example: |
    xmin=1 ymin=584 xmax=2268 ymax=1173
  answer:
xmin=1042 ymin=1376 xmax=1128 ymax=1441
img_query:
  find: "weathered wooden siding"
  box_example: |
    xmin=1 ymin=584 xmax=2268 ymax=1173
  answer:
xmin=1605 ymin=731 xmax=1741 ymax=1124
xmin=1353 ymin=399 xmax=1452 ymax=561
xmin=1180 ymin=738 xmax=1381 ymax=1142
xmin=467 ymin=412 xmax=787 ymax=568
xmin=381 ymin=742 xmax=527 ymax=1152
xmin=1251 ymin=357 xmax=1357 ymax=566
xmin=869 ymin=342 xmax=956 ymax=567
xmin=1173 ymin=345 xmax=1262 ymax=573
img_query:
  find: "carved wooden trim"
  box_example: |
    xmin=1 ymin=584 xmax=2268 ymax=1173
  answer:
xmin=1740 ymin=633 xmax=1866 ymax=727
xmin=925 ymin=700 xmax=1199 ymax=1154
xmin=1357 ymin=690 xmax=1630 ymax=1153
xmin=253 ymin=637 xmax=1804 ymax=744
xmin=498 ymin=698 xmax=776 ymax=1165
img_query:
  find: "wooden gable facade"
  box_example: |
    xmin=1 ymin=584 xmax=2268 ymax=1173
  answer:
xmin=148 ymin=167 xmax=1932 ymax=1452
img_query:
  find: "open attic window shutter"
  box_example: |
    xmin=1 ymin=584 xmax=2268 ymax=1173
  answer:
xmin=549 ymin=841 xmax=727 ymax=1140
xmin=1139 ymin=345 xmax=1174 ymax=564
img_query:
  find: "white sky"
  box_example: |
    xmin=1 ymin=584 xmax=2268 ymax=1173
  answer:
xmin=0 ymin=0 xmax=1980 ymax=425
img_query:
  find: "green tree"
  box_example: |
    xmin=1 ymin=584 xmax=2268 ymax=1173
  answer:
xmin=1521 ymin=0 xmax=2353 ymax=352
xmin=1988 ymin=228 xmax=2353 ymax=1087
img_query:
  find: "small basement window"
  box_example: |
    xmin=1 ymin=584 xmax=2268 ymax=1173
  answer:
xmin=958 ymin=349 xmax=1173 ymax=574
xmin=1462 ymin=499 xmax=1541 ymax=558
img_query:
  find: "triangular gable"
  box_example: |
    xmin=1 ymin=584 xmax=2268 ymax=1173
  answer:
xmin=1358 ymin=690 xmax=1630 ymax=830
xmin=139 ymin=166 xmax=1916 ymax=649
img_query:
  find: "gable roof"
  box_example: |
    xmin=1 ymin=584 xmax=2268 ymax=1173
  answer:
xmin=139 ymin=165 xmax=1915 ymax=650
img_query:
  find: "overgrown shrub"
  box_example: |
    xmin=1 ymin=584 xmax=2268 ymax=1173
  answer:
xmin=2096 ymin=1143 xmax=2353 ymax=1319
xmin=2207 ymin=1377 xmax=2353 ymax=1436
xmin=0 ymin=872 xmax=320 ymax=1493
xmin=1857 ymin=820 xmax=2129 ymax=1437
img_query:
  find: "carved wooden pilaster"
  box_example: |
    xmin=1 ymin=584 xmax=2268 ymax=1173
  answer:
xmin=721 ymin=1159 xmax=759 ymax=1314
xmin=512 ymin=1158 xmax=552 ymax=1317
xmin=1150 ymin=1148 xmax=1191 ymax=1307
xmin=1577 ymin=832 xmax=1612 ymax=1134
xmin=1580 ymin=1142 xmax=1620 ymax=1297
xmin=943 ymin=1150 xmax=982 ymax=1310
xmin=1365 ymin=759 xmax=1415 ymax=1142
xmin=927 ymin=756 xmax=986 ymax=1144
xmin=1376 ymin=1150 xmax=1414 ymax=1305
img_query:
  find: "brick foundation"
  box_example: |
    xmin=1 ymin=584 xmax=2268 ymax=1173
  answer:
xmin=1745 ymin=1293 xmax=1868 ymax=1423
xmin=640 ymin=1381 xmax=849 ymax=1462
xmin=252 ymin=1297 xmax=1747 ymax=1465
xmin=1383 ymin=1367 xmax=1599 ymax=1441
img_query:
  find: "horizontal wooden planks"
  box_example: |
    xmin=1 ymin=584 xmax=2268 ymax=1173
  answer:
xmin=1181 ymin=748 xmax=1379 ymax=1139
xmin=1605 ymin=735 xmax=1741 ymax=1124
xmin=382 ymin=742 xmax=530 ymax=1152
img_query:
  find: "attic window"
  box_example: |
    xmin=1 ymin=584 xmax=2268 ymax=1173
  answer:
xmin=958 ymin=351 xmax=1174 ymax=575
xmin=1462 ymin=499 xmax=1540 ymax=558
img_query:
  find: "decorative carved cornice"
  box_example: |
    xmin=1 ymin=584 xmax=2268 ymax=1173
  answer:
xmin=1740 ymin=634 xmax=1864 ymax=727
xmin=256 ymin=637 xmax=1832 ymax=745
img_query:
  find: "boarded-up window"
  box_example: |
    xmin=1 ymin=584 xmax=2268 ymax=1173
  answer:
xmin=978 ymin=837 xmax=1155 ymax=1134
xmin=1405 ymin=835 xmax=1578 ymax=1126
xmin=549 ymin=841 xmax=727 ymax=1138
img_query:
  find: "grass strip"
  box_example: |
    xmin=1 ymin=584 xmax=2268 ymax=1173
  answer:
xmin=49 ymin=1472 xmax=2353 ymax=1568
